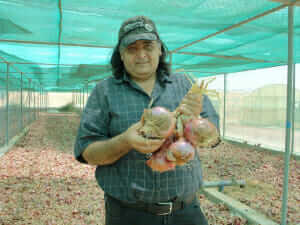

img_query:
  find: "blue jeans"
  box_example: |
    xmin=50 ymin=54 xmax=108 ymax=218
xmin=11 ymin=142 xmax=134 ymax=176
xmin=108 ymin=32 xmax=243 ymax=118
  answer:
xmin=105 ymin=194 xmax=208 ymax=225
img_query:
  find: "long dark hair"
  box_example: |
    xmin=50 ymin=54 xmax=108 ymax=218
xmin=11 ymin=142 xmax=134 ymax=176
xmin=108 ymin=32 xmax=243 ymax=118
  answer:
xmin=110 ymin=40 xmax=171 ymax=82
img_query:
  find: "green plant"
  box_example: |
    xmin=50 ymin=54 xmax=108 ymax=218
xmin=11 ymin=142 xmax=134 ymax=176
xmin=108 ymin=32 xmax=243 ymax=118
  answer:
xmin=57 ymin=103 xmax=80 ymax=113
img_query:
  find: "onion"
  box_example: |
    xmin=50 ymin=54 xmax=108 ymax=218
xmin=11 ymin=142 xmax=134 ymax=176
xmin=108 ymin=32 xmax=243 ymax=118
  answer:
xmin=138 ymin=107 xmax=176 ymax=139
xmin=166 ymin=138 xmax=195 ymax=166
xmin=183 ymin=117 xmax=219 ymax=148
xmin=146 ymin=137 xmax=176 ymax=172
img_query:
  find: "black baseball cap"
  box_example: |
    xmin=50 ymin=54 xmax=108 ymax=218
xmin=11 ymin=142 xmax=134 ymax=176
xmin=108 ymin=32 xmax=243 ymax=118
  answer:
xmin=118 ymin=16 xmax=159 ymax=48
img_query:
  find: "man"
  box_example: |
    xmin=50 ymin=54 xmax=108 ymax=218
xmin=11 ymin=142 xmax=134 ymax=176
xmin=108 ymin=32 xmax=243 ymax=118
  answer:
xmin=74 ymin=15 xmax=219 ymax=225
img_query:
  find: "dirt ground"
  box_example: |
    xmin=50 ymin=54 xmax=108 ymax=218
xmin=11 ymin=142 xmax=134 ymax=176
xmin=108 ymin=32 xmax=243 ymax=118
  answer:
xmin=0 ymin=113 xmax=299 ymax=225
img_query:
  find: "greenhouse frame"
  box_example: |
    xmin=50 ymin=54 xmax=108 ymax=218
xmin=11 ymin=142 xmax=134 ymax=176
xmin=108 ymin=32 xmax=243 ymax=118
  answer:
xmin=0 ymin=0 xmax=299 ymax=224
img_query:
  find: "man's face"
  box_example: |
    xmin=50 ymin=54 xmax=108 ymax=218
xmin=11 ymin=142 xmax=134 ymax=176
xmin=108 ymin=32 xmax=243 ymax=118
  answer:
xmin=120 ymin=40 xmax=162 ymax=81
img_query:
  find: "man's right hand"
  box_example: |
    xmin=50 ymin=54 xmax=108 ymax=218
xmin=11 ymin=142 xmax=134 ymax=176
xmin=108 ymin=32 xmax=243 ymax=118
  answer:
xmin=122 ymin=122 xmax=165 ymax=154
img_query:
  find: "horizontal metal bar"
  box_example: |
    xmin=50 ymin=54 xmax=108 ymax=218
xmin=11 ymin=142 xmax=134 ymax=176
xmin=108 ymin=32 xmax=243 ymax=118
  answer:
xmin=176 ymin=51 xmax=285 ymax=64
xmin=202 ymin=180 xmax=246 ymax=188
xmin=172 ymin=3 xmax=289 ymax=53
xmin=0 ymin=39 xmax=114 ymax=49
xmin=202 ymin=188 xmax=279 ymax=225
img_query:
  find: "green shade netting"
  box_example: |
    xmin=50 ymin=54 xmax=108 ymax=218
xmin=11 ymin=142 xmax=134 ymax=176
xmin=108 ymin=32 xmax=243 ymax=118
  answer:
xmin=0 ymin=0 xmax=299 ymax=91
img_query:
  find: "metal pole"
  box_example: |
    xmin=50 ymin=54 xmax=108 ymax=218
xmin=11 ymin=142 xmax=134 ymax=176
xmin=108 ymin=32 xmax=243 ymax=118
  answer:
xmin=43 ymin=89 xmax=45 ymax=112
xmin=77 ymin=89 xmax=80 ymax=109
xmin=32 ymin=83 xmax=34 ymax=120
xmin=78 ymin=89 xmax=80 ymax=109
xmin=33 ymin=83 xmax=36 ymax=120
xmin=82 ymin=87 xmax=84 ymax=108
xmin=43 ymin=90 xmax=45 ymax=113
xmin=86 ymin=84 xmax=88 ymax=106
xmin=291 ymin=63 xmax=296 ymax=156
xmin=79 ymin=89 xmax=81 ymax=109
xmin=46 ymin=91 xmax=48 ymax=112
xmin=86 ymin=85 xmax=89 ymax=103
xmin=81 ymin=88 xmax=83 ymax=110
xmin=223 ymin=74 xmax=227 ymax=138
xmin=82 ymin=87 xmax=84 ymax=109
xmin=280 ymin=4 xmax=294 ymax=225
xmin=5 ymin=63 xmax=9 ymax=146
xmin=82 ymin=86 xmax=85 ymax=109
xmin=40 ymin=87 xmax=42 ymax=113
xmin=42 ymin=89 xmax=44 ymax=112
xmin=39 ymin=86 xmax=42 ymax=115
xmin=28 ymin=79 xmax=32 ymax=122
xmin=20 ymin=72 xmax=23 ymax=130
xmin=38 ymin=86 xmax=40 ymax=115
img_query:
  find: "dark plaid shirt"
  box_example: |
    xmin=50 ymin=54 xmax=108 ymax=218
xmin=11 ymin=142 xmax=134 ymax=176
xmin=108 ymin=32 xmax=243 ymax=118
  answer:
xmin=74 ymin=72 xmax=219 ymax=203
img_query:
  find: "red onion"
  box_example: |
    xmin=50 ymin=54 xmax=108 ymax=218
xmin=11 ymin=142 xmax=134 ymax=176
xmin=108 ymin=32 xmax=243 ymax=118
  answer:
xmin=166 ymin=137 xmax=195 ymax=165
xmin=138 ymin=107 xmax=176 ymax=139
xmin=184 ymin=117 xmax=219 ymax=148
xmin=146 ymin=137 xmax=176 ymax=172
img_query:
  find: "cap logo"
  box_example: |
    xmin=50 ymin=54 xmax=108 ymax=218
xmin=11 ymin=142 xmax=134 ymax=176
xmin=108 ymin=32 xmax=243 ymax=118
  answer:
xmin=123 ymin=21 xmax=153 ymax=34
xmin=144 ymin=24 xmax=153 ymax=32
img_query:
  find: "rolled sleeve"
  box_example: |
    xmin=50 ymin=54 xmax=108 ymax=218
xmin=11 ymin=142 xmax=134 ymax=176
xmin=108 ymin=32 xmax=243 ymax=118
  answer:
xmin=74 ymin=85 xmax=110 ymax=164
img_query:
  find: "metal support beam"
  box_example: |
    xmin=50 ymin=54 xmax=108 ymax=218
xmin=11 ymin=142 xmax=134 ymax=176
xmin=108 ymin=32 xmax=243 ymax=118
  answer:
xmin=83 ymin=85 xmax=86 ymax=107
xmin=80 ymin=89 xmax=82 ymax=110
xmin=5 ymin=63 xmax=9 ymax=146
xmin=46 ymin=91 xmax=48 ymax=112
xmin=0 ymin=39 xmax=113 ymax=49
xmin=81 ymin=88 xmax=84 ymax=109
xmin=202 ymin=188 xmax=279 ymax=225
xmin=33 ymin=83 xmax=36 ymax=120
xmin=202 ymin=179 xmax=245 ymax=192
xmin=280 ymin=3 xmax=295 ymax=225
xmin=172 ymin=3 xmax=292 ymax=53
xmin=175 ymin=51 xmax=284 ymax=64
xmin=28 ymin=79 xmax=32 ymax=122
xmin=20 ymin=72 xmax=23 ymax=130
xmin=223 ymin=74 xmax=227 ymax=138
xmin=39 ymin=86 xmax=42 ymax=115
xmin=34 ymin=84 xmax=36 ymax=120
xmin=291 ymin=63 xmax=296 ymax=155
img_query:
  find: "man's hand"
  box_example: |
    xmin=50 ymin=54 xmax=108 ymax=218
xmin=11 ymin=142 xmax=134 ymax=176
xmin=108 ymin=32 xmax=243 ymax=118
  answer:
xmin=122 ymin=122 xmax=165 ymax=154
